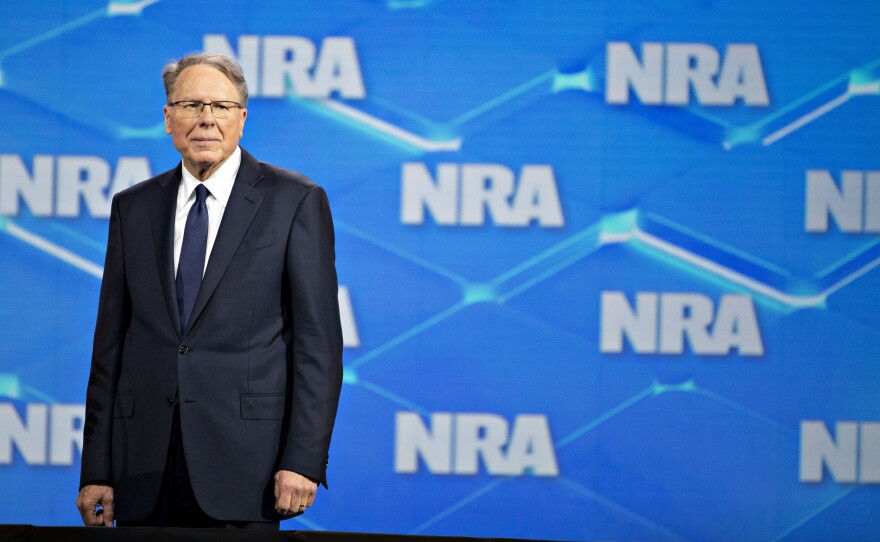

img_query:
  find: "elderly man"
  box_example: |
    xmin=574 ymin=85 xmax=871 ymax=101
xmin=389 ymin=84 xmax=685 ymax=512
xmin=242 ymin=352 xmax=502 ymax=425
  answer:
xmin=75 ymin=52 xmax=343 ymax=529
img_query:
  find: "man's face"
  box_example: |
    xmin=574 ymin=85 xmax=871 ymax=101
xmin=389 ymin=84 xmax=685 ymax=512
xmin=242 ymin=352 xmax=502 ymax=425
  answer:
xmin=163 ymin=64 xmax=247 ymax=179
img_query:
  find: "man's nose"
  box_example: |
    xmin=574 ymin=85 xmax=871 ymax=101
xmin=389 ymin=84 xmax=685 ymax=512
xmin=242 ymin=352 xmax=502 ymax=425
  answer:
xmin=198 ymin=104 xmax=217 ymax=124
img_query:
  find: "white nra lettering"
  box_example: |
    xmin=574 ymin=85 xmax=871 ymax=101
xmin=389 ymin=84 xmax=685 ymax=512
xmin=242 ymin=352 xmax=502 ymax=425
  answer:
xmin=600 ymin=291 xmax=764 ymax=356
xmin=606 ymin=42 xmax=769 ymax=106
xmin=338 ymin=286 xmax=360 ymax=348
xmin=0 ymin=403 xmax=85 ymax=466
xmin=400 ymin=162 xmax=564 ymax=227
xmin=0 ymin=155 xmax=150 ymax=218
xmin=204 ymin=34 xmax=366 ymax=99
xmin=800 ymin=420 xmax=880 ymax=483
xmin=805 ymin=169 xmax=880 ymax=233
xmin=394 ymin=412 xmax=559 ymax=476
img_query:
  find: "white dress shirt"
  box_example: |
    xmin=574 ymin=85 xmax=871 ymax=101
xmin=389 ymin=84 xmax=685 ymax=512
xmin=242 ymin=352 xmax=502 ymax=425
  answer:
xmin=173 ymin=146 xmax=242 ymax=277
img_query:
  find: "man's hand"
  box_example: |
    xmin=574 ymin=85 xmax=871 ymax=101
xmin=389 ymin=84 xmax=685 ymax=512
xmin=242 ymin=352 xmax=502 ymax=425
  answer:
xmin=274 ymin=470 xmax=317 ymax=515
xmin=76 ymin=484 xmax=115 ymax=526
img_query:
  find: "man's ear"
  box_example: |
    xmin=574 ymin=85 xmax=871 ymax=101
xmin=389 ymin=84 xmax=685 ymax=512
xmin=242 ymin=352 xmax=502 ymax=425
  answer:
xmin=164 ymin=105 xmax=172 ymax=135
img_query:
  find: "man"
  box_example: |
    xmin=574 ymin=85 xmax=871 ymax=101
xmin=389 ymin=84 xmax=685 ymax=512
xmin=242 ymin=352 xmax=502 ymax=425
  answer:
xmin=75 ymin=52 xmax=343 ymax=529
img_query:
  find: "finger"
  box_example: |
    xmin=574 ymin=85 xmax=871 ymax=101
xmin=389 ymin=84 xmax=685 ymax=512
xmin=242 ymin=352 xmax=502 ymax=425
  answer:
xmin=273 ymin=474 xmax=288 ymax=514
xmin=274 ymin=486 xmax=292 ymax=515
xmin=298 ymin=489 xmax=310 ymax=509
xmin=292 ymin=483 xmax=306 ymax=503
xmin=81 ymin=506 xmax=98 ymax=526
xmin=291 ymin=478 xmax=314 ymax=508
xmin=88 ymin=509 xmax=101 ymax=526
xmin=101 ymin=495 xmax=115 ymax=526
xmin=75 ymin=496 xmax=86 ymax=524
xmin=308 ymin=480 xmax=318 ymax=507
xmin=77 ymin=496 xmax=98 ymax=526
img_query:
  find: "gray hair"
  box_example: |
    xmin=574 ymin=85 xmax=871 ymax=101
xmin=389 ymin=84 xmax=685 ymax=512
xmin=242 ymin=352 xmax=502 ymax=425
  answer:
xmin=162 ymin=52 xmax=249 ymax=107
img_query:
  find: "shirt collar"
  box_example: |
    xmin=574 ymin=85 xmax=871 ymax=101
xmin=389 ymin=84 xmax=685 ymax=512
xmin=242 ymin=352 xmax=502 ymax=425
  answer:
xmin=179 ymin=146 xmax=242 ymax=208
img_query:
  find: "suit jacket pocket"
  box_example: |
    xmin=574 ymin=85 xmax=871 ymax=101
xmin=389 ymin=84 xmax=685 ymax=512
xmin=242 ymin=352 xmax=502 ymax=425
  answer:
xmin=113 ymin=393 xmax=135 ymax=418
xmin=236 ymin=231 xmax=276 ymax=255
xmin=240 ymin=393 xmax=287 ymax=420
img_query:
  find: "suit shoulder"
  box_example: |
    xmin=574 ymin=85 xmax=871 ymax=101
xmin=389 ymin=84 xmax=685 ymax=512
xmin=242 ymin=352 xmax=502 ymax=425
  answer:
xmin=258 ymin=162 xmax=322 ymax=195
xmin=114 ymin=165 xmax=178 ymax=201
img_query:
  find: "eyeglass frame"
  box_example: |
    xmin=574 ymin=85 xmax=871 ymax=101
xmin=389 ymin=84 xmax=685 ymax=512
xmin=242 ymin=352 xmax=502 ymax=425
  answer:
xmin=168 ymin=100 xmax=244 ymax=118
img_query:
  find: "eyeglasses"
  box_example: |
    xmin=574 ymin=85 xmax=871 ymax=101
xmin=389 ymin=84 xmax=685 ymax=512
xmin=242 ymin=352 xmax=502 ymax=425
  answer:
xmin=169 ymin=100 xmax=243 ymax=119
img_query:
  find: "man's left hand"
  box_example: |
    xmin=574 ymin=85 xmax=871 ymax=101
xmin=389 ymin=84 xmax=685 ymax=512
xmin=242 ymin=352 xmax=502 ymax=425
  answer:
xmin=274 ymin=470 xmax=317 ymax=515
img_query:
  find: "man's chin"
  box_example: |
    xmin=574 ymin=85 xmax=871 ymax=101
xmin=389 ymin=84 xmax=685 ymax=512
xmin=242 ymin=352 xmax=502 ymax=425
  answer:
xmin=187 ymin=150 xmax=222 ymax=164
xmin=182 ymin=152 xmax=229 ymax=179
xmin=186 ymin=152 xmax=229 ymax=167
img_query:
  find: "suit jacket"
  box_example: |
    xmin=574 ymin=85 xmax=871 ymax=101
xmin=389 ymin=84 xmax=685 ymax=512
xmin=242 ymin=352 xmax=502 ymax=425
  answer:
xmin=79 ymin=148 xmax=343 ymax=522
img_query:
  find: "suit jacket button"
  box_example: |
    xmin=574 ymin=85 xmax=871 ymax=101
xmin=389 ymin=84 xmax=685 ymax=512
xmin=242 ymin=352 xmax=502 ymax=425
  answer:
xmin=165 ymin=397 xmax=174 ymax=407
xmin=178 ymin=345 xmax=189 ymax=355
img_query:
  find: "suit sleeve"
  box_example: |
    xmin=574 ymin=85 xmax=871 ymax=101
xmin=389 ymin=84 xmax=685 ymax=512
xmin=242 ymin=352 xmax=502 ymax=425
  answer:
xmin=80 ymin=194 xmax=131 ymax=489
xmin=279 ymin=185 xmax=344 ymax=488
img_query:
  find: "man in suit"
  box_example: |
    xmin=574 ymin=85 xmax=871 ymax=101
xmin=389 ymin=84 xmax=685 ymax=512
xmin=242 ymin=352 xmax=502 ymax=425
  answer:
xmin=75 ymin=52 xmax=343 ymax=529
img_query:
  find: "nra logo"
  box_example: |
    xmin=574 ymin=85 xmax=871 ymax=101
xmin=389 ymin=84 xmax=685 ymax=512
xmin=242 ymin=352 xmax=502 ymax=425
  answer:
xmin=606 ymin=42 xmax=769 ymax=106
xmin=0 ymin=403 xmax=84 ymax=465
xmin=400 ymin=163 xmax=564 ymax=228
xmin=600 ymin=292 xmax=764 ymax=356
xmin=0 ymin=154 xmax=151 ymax=218
xmin=394 ymin=412 xmax=558 ymax=476
xmin=800 ymin=421 xmax=880 ymax=484
xmin=205 ymin=34 xmax=365 ymax=99
xmin=805 ymin=169 xmax=880 ymax=234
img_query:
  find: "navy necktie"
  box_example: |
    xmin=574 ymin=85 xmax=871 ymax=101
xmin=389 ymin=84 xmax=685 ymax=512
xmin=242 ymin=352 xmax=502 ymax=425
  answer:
xmin=176 ymin=183 xmax=209 ymax=332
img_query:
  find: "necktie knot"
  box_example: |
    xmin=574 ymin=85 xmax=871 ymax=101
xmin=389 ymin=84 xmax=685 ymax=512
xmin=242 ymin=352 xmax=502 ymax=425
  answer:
xmin=195 ymin=183 xmax=208 ymax=203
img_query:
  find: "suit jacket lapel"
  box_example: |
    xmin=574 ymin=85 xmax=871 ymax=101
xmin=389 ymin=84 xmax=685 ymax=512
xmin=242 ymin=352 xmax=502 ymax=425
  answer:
xmin=149 ymin=165 xmax=183 ymax=338
xmin=185 ymin=149 xmax=266 ymax=334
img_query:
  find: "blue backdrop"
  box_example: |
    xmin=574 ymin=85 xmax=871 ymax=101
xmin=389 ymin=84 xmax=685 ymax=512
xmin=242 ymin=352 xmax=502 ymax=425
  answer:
xmin=0 ymin=1 xmax=878 ymax=540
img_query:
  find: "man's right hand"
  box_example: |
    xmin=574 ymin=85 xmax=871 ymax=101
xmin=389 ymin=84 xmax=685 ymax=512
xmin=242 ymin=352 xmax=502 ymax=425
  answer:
xmin=76 ymin=484 xmax=115 ymax=526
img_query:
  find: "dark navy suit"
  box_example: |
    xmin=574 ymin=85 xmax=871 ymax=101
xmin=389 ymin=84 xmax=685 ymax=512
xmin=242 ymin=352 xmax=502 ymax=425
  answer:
xmin=80 ymin=148 xmax=343 ymax=522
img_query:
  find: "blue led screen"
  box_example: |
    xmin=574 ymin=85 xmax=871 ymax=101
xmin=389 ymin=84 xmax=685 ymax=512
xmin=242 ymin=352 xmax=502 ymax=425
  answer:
xmin=0 ymin=1 xmax=878 ymax=540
